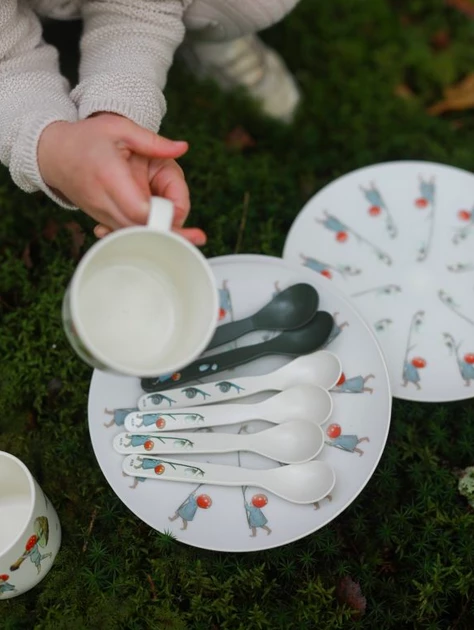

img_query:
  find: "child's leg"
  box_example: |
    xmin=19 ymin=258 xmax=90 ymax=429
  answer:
xmin=181 ymin=0 xmax=301 ymax=122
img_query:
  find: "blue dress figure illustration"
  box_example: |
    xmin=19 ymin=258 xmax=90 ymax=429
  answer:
xmin=402 ymin=357 xmax=426 ymax=390
xmin=104 ymin=407 xmax=138 ymax=428
xmin=360 ymin=183 xmax=386 ymax=214
xmin=123 ymin=434 xmax=155 ymax=449
xmin=243 ymin=490 xmax=272 ymax=537
xmin=0 ymin=574 xmax=15 ymax=596
xmin=443 ymin=333 xmax=474 ymax=386
xmin=325 ymin=424 xmax=369 ymax=457
xmin=218 ymin=280 xmax=233 ymax=322
xmin=316 ymin=211 xmax=349 ymax=242
xmin=415 ymin=177 xmax=435 ymax=208
xmin=333 ymin=373 xmax=375 ymax=394
xmin=324 ymin=312 xmax=349 ymax=347
xmin=122 ymin=470 xmax=146 ymax=489
xmin=169 ymin=487 xmax=212 ymax=530
xmin=300 ymin=253 xmax=333 ymax=279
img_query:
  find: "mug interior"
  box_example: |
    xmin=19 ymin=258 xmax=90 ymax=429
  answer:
xmin=73 ymin=229 xmax=217 ymax=375
xmin=0 ymin=453 xmax=34 ymax=557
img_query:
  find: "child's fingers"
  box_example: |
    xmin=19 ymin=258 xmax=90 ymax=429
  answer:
xmin=94 ymin=224 xmax=112 ymax=239
xmin=102 ymin=159 xmax=151 ymax=224
xmin=149 ymin=160 xmax=191 ymax=228
xmin=175 ymin=227 xmax=207 ymax=247
xmin=120 ymin=121 xmax=189 ymax=160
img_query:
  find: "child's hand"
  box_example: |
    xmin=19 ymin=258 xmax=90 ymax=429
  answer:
xmin=37 ymin=113 xmax=206 ymax=245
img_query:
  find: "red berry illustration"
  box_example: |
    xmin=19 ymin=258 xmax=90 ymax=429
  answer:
xmin=155 ymin=417 xmax=166 ymax=429
xmin=415 ymin=198 xmax=428 ymax=208
xmin=411 ymin=357 xmax=426 ymax=369
xmin=320 ymin=269 xmax=332 ymax=279
xmin=458 ymin=209 xmax=471 ymax=222
xmin=144 ymin=440 xmax=154 ymax=451
xmin=368 ymin=205 xmax=381 ymax=216
xmin=0 ymin=574 xmax=9 ymax=582
xmin=171 ymin=373 xmax=181 ymax=381
xmin=154 ymin=464 xmax=165 ymax=475
xmin=196 ymin=494 xmax=212 ymax=509
xmin=251 ymin=494 xmax=268 ymax=508
xmin=464 ymin=353 xmax=474 ymax=365
xmin=219 ymin=307 xmax=227 ymax=320
xmin=25 ymin=535 xmax=38 ymax=551
xmin=336 ymin=372 xmax=346 ymax=386
xmin=336 ymin=231 xmax=348 ymax=242
xmin=326 ymin=423 xmax=341 ymax=439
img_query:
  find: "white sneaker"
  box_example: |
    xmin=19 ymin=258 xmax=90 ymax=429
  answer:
xmin=179 ymin=35 xmax=301 ymax=123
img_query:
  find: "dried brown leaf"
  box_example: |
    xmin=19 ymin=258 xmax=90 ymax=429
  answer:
xmin=225 ymin=126 xmax=256 ymax=151
xmin=394 ymin=83 xmax=416 ymax=101
xmin=427 ymin=73 xmax=474 ymax=115
xmin=446 ymin=0 xmax=474 ymax=18
xmin=64 ymin=221 xmax=85 ymax=260
xmin=21 ymin=243 xmax=33 ymax=269
xmin=336 ymin=576 xmax=367 ymax=617
xmin=430 ymin=29 xmax=451 ymax=51
xmin=42 ymin=218 xmax=60 ymax=241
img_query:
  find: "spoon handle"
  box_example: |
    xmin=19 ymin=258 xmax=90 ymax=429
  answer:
xmin=124 ymin=404 xmax=261 ymax=432
xmin=206 ymin=317 xmax=253 ymax=351
xmin=140 ymin=336 xmax=284 ymax=393
xmin=114 ymin=431 xmax=251 ymax=456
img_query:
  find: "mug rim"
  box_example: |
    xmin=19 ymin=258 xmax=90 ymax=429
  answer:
xmin=0 ymin=451 xmax=36 ymax=559
xmin=67 ymin=226 xmax=219 ymax=377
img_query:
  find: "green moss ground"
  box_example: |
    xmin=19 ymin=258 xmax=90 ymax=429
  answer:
xmin=2 ymin=0 xmax=474 ymax=627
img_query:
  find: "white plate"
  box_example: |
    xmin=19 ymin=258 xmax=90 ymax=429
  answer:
xmin=283 ymin=160 xmax=474 ymax=402
xmin=88 ymin=255 xmax=391 ymax=552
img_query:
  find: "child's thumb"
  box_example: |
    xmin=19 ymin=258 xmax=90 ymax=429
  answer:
xmin=123 ymin=123 xmax=188 ymax=159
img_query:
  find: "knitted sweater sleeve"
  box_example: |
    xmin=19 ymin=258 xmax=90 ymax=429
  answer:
xmin=71 ymin=0 xmax=188 ymax=132
xmin=0 ymin=1 xmax=78 ymax=206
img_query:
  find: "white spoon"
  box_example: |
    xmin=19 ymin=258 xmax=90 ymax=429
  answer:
xmin=122 ymin=456 xmax=336 ymax=504
xmin=114 ymin=420 xmax=324 ymax=465
xmin=138 ymin=350 xmax=341 ymax=411
xmin=125 ymin=385 xmax=332 ymax=433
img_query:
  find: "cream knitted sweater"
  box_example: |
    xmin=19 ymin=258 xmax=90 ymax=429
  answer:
xmin=0 ymin=0 xmax=192 ymax=207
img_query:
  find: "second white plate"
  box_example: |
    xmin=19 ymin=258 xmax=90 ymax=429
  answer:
xmin=283 ymin=160 xmax=474 ymax=402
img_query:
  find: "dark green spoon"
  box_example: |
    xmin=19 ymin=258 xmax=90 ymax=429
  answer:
xmin=141 ymin=310 xmax=334 ymax=392
xmin=207 ymin=283 xmax=319 ymax=351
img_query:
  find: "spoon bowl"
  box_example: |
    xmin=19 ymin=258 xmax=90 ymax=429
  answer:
xmin=207 ymin=283 xmax=319 ymax=350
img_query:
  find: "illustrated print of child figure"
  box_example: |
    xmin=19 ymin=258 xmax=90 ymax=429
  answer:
xmin=401 ymin=310 xmax=426 ymax=390
xmin=0 ymin=574 xmax=16 ymax=597
xmin=325 ymin=424 xmax=369 ymax=457
xmin=122 ymin=470 xmax=146 ymax=489
xmin=104 ymin=407 xmax=138 ymax=428
xmin=402 ymin=357 xmax=426 ymax=390
xmin=168 ymin=485 xmax=212 ymax=530
xmin=10 ymin=517 xmax=52 ymax=575
xmin=332 ymin=372 xmax=375 ymax=394
xmin=243 ymin=488 xmax=272 ymax=537
xmin=299 ymin=253 xmax=361 ymax=280
xmin=444 ymin=333 xmax=474 ymax=386
xmin=324 ymin=312 xmax=349 ymax=347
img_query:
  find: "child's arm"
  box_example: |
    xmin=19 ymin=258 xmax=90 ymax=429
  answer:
xmin=0 ymin=1 xmax=78 ymax=207
xmin=71 ymin=0 xmax=189 ymax=133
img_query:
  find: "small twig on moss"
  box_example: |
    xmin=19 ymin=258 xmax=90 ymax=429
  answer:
xmin=146 ymin=573 xmax=157 ymax=601
xmin=82 ymin=508 xmax=98 ymax=553
xmin=234 ymin=191 xmax=250 ymax=253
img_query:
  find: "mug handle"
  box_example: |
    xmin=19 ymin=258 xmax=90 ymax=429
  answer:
xmin=147 ymin=197 xmax=174 ymax=232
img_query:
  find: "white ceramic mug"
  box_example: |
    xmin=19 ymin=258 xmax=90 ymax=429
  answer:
xmin=62 ymin=197 xmax=219 ymax=377
xmin=0 ymin=452 xmax=61 ymax=599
